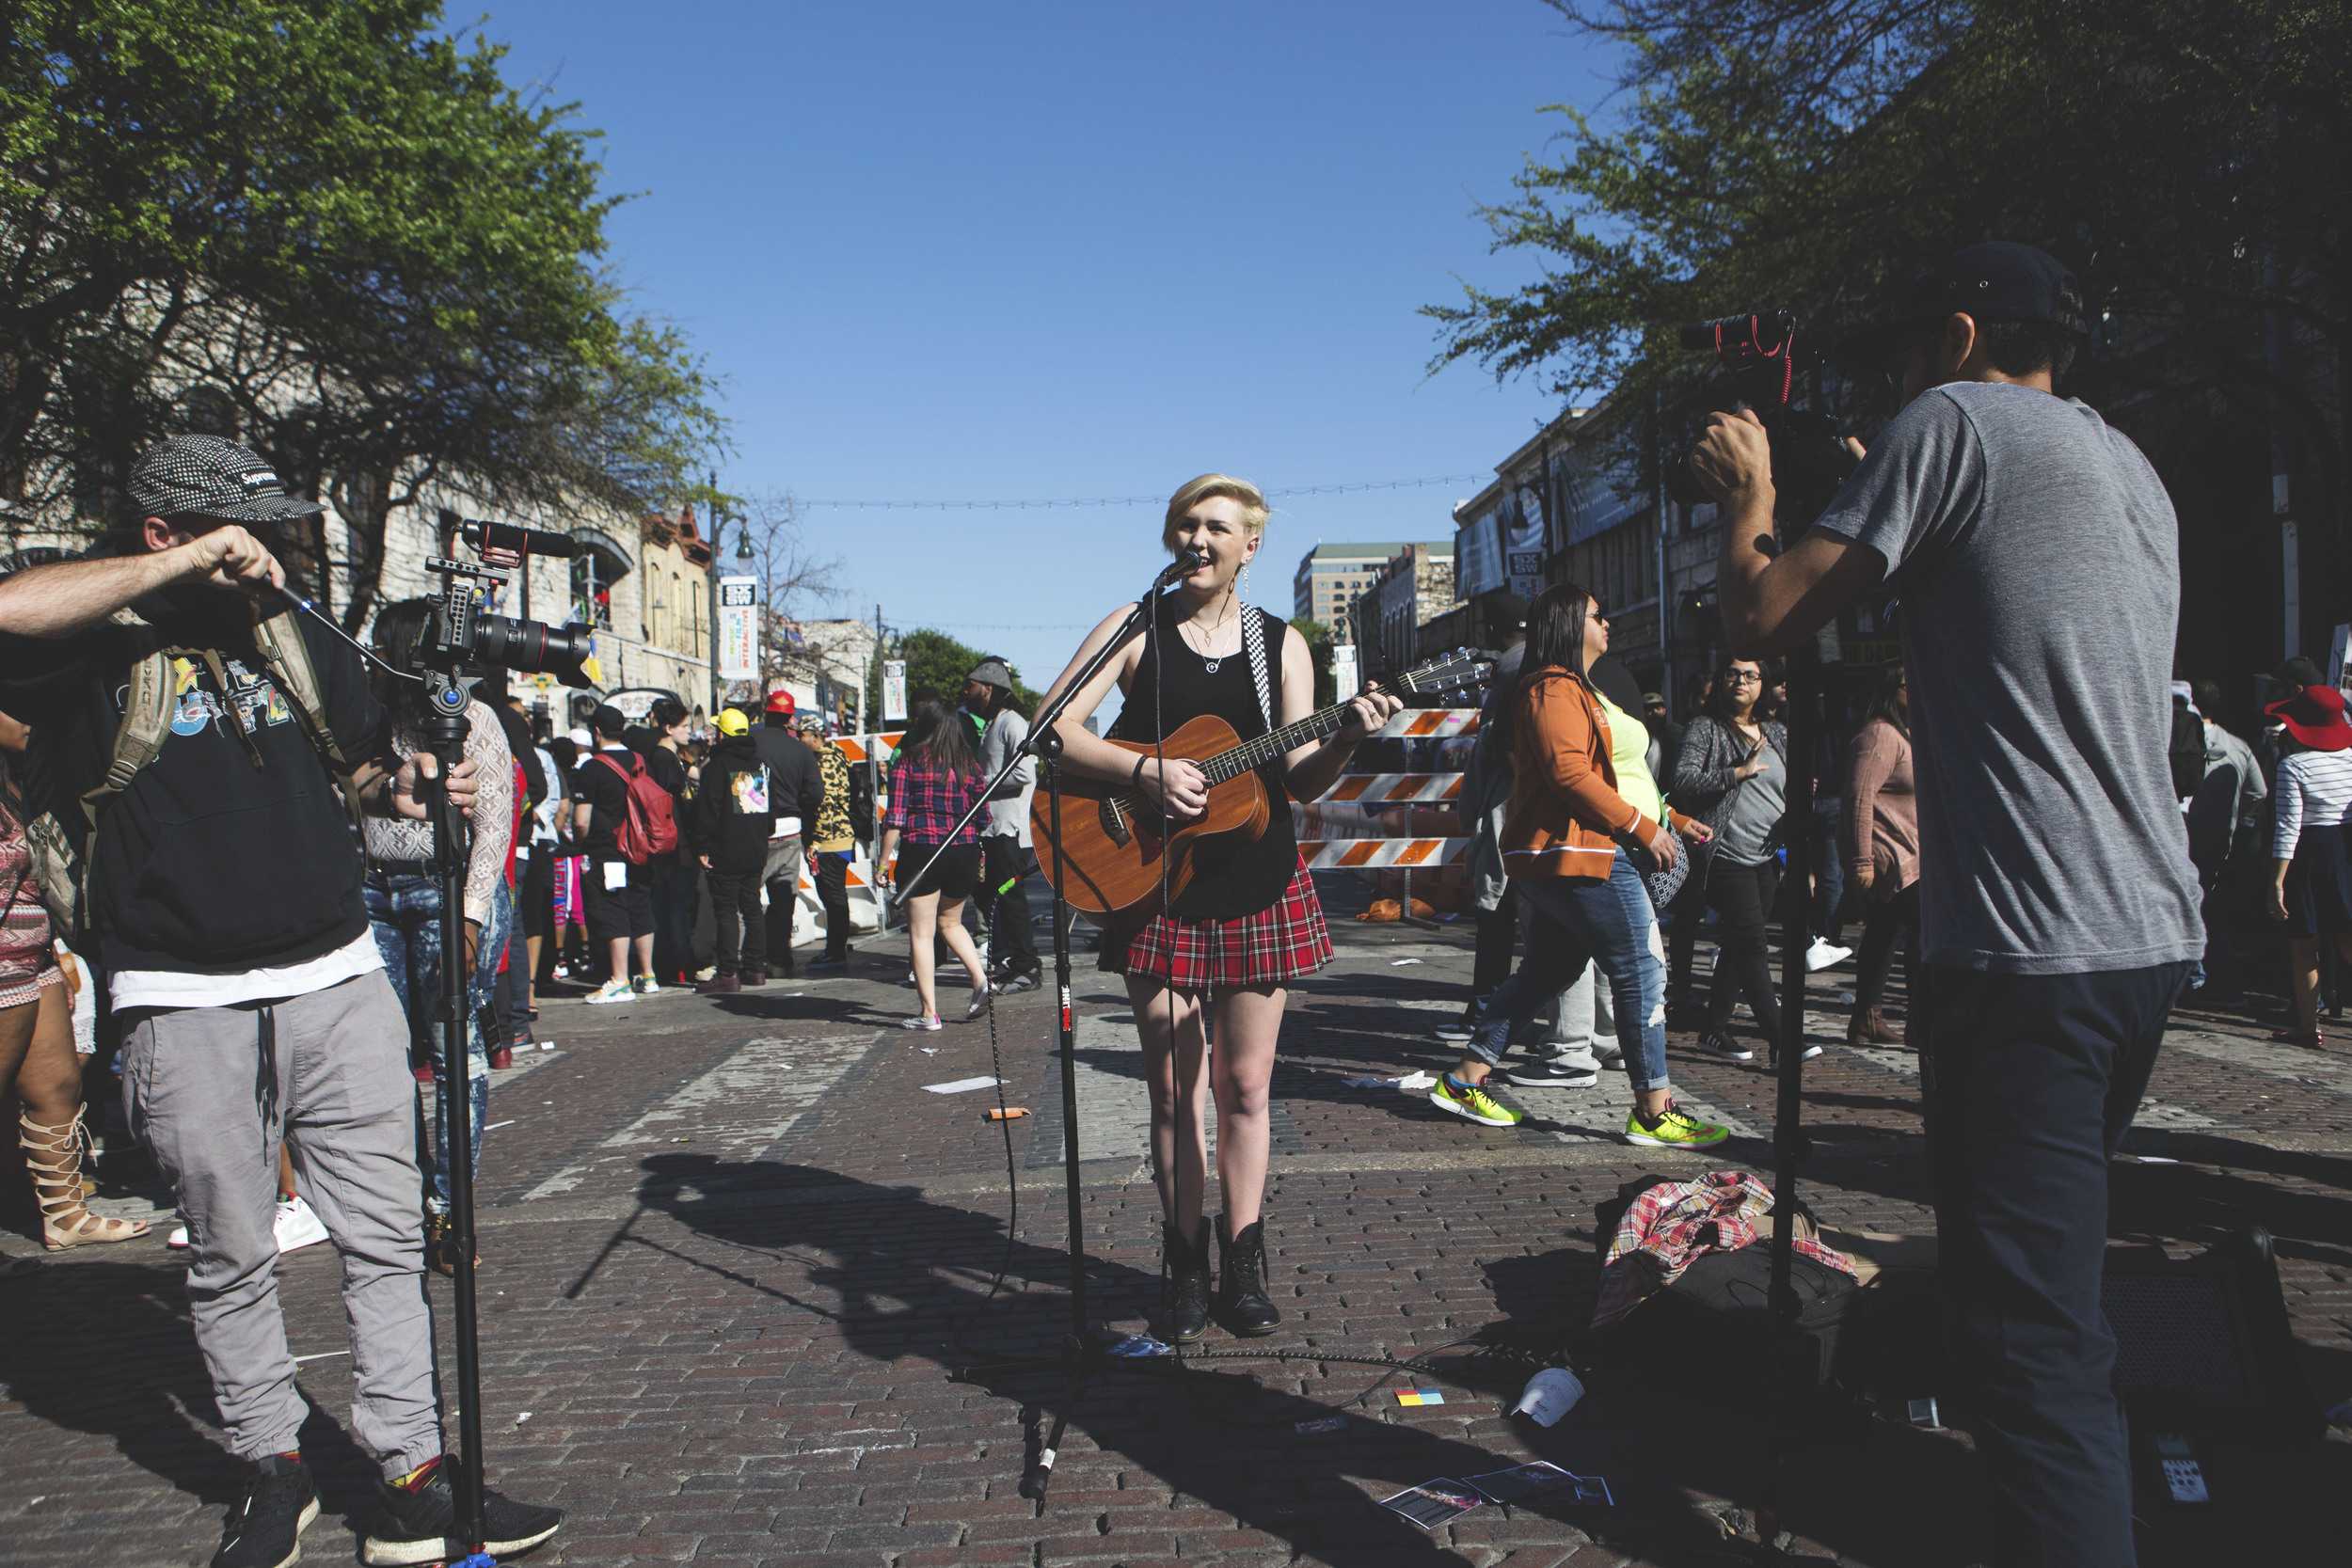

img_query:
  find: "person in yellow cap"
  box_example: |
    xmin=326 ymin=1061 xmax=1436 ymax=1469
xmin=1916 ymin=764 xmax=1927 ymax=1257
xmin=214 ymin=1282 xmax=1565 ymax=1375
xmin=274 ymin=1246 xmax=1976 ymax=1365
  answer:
xmin=688 ymin=706 xmax=771 ymax=993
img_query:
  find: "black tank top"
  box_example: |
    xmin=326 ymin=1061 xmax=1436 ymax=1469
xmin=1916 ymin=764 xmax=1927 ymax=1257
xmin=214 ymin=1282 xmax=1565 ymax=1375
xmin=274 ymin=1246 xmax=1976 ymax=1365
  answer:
xmin=1109 ymin=600 xmax=1297 ymax=921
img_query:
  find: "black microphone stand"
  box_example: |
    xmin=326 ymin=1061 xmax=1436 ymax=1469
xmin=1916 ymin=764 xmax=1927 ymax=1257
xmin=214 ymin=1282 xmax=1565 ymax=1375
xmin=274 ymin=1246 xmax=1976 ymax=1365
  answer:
xmin=914 ymin=556 xmax=1194 ymax=1500
xmin=419 ymin=673 xmax=494 ymax=1560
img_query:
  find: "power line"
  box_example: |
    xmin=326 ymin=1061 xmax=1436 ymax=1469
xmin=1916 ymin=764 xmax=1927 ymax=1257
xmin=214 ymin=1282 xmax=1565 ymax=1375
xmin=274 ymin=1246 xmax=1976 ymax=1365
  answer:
xmin=795 ymin=472 xmax=1486 ymax=512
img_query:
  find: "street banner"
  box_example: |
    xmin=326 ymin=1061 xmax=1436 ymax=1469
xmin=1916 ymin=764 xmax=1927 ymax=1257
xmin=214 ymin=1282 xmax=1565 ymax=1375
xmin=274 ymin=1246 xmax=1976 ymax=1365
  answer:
xmin=882 ymin=658 xmax=908 ymax=723
xmin=717 ymin=576 xmax=760 ymax=682
xmin=1455 ymin=506 xmax=1503 ymax=597
xmin=1504 ymin=492 xmax=1546 ymax=600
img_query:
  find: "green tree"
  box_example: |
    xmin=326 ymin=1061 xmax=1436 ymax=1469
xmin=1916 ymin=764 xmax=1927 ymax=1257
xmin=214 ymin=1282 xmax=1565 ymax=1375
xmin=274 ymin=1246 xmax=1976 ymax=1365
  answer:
xmin=866 ymin=627 xmax=1041 ymax=729
xmin=1290 ymin=615 xmax=1338 ymax=708
xmin=1428 ymin=1 xmax=2351 ymax=485
xmin=1 ymin=0 xmax=727 ymax=627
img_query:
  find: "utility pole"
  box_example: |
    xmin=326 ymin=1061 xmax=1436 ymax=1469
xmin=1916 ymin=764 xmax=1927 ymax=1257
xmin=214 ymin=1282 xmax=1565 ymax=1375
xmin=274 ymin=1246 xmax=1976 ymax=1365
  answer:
xmin=706 ymin=470 xmax=723 ymax=720
xmin=1653 ymin=390 xmax=1672 ymax=706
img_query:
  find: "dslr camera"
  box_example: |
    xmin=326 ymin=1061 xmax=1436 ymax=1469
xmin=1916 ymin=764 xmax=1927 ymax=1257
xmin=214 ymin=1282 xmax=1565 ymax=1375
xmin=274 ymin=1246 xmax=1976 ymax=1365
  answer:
xmin=414 ymin=518 xmax=596 ymax=690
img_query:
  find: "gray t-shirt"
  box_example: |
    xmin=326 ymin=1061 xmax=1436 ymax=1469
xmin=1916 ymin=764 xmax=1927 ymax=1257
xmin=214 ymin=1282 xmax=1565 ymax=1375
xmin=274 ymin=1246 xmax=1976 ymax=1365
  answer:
xmin=1811 ymin=381 xmax=2202 ymax=974
xmin=1715 ymin=732 xmax=1785 ymax=867
xmin=976 ymin=706 xmax=1036 ymax=846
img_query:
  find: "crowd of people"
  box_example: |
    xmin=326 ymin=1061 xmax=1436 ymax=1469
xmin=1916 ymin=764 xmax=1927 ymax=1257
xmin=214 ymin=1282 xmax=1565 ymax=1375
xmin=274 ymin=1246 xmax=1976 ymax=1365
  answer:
xmin=6 ymin=244 xmax=2352 ymax=1568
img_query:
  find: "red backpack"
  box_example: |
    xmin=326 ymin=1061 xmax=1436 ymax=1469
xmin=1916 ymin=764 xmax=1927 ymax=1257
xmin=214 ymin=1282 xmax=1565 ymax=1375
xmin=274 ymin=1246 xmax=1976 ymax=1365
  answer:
xmin=596 ymin=751 xmax=679 ymax=864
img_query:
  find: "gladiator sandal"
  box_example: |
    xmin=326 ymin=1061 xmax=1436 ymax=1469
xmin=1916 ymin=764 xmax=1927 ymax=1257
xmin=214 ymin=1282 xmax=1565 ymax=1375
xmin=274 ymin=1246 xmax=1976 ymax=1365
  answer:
xmin=20 ymin=1110 xmax=151 ymax=1251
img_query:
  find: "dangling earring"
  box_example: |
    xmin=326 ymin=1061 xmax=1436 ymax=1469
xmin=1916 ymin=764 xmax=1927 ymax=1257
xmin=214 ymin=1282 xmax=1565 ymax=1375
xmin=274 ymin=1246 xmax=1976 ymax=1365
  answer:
xmin=1239 ymin=561 xmax=1252 ymax=604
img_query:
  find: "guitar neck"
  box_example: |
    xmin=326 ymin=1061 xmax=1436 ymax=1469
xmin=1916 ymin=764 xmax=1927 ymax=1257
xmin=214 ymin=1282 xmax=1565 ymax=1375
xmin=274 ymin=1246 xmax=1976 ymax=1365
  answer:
xmin=1198 ymin=701 xmax=1363 ymax=785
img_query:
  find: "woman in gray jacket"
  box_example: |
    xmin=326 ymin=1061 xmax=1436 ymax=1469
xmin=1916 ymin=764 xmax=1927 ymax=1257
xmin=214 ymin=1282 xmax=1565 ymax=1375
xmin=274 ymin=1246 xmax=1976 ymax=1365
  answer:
xmin=1671 ymin=656 xmax=1804 ymax=1065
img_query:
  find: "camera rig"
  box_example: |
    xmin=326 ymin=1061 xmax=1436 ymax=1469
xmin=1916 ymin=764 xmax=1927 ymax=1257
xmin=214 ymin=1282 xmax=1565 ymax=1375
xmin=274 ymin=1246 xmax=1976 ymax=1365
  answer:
xmin=1667 ymin=310 xmax=1859 ymax=523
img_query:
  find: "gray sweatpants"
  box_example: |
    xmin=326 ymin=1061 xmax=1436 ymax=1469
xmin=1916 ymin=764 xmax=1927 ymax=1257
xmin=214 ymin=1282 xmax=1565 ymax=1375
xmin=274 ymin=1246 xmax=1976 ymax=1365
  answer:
xmin=120 ymin=970 xmax=441 ymax=1475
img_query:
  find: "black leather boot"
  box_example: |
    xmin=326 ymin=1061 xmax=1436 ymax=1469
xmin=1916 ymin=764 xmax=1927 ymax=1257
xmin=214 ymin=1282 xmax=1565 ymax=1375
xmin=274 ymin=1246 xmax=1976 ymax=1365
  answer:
xmin=1215 ymin=1212 xmax=1281 ymax=1337
xmin=1162 ymin=1219 xmax=1211 ymax=1344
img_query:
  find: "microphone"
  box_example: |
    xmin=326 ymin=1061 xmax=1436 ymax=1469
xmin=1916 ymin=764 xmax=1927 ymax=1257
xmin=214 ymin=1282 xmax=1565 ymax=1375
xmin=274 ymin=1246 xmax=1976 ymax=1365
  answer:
xmin=458 ymin=517 xmax=581 ymax=559
xmin=1154 ymin=546 xmax=1209 ymax=588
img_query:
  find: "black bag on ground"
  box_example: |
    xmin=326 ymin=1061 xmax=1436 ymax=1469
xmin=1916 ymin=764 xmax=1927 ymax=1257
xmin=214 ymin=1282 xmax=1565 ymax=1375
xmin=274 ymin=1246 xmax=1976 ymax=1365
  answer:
xmin=1592 ymin=1175 xmax=1864 ymax=1402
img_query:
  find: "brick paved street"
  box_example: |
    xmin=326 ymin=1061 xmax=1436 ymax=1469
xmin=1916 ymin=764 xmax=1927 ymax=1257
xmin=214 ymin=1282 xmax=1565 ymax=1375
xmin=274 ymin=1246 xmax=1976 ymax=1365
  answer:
xmin=4 ymin=893 xmax=2348 ymax=1567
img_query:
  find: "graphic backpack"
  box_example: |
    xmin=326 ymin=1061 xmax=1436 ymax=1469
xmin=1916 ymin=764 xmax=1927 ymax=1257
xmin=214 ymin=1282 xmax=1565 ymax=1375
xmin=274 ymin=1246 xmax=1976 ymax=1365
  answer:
xmin=21 ymin=606 xmax=353 ymax=939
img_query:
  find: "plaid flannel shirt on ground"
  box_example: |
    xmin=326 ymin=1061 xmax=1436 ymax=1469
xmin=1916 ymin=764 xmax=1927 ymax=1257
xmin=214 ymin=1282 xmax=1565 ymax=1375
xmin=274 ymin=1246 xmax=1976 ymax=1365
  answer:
xmin=1592 ymin=1170 xmax=1856 ymax=1328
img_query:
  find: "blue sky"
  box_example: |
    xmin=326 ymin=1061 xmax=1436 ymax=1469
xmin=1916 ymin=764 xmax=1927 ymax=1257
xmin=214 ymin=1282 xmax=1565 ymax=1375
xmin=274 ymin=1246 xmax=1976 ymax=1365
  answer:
xmin=471 ymin=0 xmax=1618 ymax=708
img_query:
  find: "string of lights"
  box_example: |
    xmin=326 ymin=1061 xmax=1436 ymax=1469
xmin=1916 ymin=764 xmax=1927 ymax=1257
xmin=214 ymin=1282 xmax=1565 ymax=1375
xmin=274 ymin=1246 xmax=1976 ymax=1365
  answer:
xmin=794 ymin=472 xmax=1486 ymax=512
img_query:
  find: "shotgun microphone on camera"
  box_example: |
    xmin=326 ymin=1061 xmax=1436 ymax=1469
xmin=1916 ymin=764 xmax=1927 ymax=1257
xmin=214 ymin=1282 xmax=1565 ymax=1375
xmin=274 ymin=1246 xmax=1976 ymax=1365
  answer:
xmin=457 ymin=517 xmax=581 ymax=558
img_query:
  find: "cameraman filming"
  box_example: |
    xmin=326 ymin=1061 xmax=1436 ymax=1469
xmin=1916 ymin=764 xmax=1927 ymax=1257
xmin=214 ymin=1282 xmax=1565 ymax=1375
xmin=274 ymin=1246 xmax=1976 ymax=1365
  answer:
xmin=0 ymin=436 xmax=562 ymax=1568
xmin=1690 ymin=245 xmax=2201 ymax=1568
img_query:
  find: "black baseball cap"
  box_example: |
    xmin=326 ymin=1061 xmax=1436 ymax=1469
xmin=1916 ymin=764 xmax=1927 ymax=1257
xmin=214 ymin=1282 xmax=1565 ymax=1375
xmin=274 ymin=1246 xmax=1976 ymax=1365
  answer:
xmin=1840 ymin=242 xmax=2087 ymax=364
xmin=591 ymin=703 xmax=628 ymax=737
xmin=128 ymin=436 xmax=325 ymax=526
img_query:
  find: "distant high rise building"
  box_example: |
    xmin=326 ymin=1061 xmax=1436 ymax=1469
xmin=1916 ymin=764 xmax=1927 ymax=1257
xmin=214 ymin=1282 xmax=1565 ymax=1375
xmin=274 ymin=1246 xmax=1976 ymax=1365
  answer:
xmin=1292 ymin=541 xmax=1416 ymax=627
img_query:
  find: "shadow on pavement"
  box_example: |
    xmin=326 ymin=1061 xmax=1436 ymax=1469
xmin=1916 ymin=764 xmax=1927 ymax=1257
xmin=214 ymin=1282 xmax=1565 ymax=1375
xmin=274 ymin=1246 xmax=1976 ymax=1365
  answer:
xmin=614 ymin=1153 xmax=2025 ymax=1566
xmin=0 ymin=1259 xmax=385 ymax=1543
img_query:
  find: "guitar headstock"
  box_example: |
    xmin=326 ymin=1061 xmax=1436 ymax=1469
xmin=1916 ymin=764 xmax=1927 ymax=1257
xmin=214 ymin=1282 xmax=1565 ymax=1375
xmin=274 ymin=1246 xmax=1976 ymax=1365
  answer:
xmin=1393 ymin=647 xmax=1497 ymax=707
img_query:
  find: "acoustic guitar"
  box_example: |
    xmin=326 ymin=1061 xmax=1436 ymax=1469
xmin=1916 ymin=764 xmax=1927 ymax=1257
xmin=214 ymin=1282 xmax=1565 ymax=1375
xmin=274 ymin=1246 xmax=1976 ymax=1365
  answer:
xmin=1032 ymin=649 xmax=1494 ymax=916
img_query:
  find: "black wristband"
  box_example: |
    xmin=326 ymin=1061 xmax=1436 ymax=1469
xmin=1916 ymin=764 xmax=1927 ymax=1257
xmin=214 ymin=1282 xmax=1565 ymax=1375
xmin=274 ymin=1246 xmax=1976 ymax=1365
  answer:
xmin=1131 ymin=754 xmax=1149 ymax=790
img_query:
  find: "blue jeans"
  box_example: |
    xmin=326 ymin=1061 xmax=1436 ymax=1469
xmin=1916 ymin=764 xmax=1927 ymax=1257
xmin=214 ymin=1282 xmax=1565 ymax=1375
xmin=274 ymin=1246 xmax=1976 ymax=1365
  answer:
xmin=366 ymin=872 xmax=502 ymax=1211
xmin=1468 ymin=853 xmax=1669 ymax=1093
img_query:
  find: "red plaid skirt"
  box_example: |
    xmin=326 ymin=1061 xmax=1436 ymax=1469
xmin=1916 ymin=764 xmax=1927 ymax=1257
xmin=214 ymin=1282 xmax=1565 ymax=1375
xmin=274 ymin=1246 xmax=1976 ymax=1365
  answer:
xmin=1102 ymin=857 xmax=1333 ymax=990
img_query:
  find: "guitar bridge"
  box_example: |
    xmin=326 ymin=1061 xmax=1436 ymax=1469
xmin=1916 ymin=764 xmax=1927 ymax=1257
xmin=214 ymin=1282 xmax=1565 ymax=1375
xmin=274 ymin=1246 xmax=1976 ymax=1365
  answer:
xmin=1099 ymin=795 xmax=1133 ymax=847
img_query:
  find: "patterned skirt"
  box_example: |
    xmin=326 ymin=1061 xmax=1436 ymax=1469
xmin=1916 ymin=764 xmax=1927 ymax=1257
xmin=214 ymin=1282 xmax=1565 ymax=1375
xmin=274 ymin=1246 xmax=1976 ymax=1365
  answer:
xmin=1102 ymin=856 xmax=1333 ymax=990
xmin=0 ymin=833 xmax=60 ymax=1009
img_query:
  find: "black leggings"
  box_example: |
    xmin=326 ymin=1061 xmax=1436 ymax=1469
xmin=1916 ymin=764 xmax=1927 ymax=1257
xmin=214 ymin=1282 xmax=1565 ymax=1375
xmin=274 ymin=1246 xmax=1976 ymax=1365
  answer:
xmin=1704 ymin=856 xmax=1783 ymax=1041
xmin=1854 ymin=881 xmax=1920 ymax=1013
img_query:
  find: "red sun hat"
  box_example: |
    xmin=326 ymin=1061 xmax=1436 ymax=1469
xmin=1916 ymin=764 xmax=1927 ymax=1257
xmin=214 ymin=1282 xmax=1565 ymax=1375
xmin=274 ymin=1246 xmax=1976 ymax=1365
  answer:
xmin=2266 ymin=684 xmax=2352 ymax=752
xmin=765 ymin=689 xmax=796 ymax=716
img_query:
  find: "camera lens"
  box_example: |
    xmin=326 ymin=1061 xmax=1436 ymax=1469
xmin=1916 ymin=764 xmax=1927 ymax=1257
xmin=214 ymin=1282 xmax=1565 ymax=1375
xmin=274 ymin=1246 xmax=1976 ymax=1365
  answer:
xmin=471 ymin=613 xmax=596 ymax=687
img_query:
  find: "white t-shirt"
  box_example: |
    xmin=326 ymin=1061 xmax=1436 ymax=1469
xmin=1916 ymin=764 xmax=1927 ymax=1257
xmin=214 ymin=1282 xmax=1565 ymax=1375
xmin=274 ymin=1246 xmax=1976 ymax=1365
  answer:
xmin=110 ymin=928 xmax=386 ymax=1013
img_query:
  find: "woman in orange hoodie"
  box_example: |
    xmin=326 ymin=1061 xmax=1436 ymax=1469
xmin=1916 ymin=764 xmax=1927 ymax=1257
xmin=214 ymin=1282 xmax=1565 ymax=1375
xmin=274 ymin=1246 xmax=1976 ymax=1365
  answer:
xmin=1431 ymin=584 xmax=1728 ymax=1148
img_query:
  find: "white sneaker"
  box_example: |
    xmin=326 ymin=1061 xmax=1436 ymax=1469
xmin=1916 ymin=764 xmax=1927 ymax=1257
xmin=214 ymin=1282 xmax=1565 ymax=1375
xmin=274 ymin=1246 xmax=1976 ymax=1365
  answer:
xmin=632 ymin=975 xmax=662 ymax=996
xmin=274 ymin=1195 xmax=328 ymax=1254
xmin=584 ymin=978 xmax=635 ymax=1006
xmin=167 ymin=1220 xmax=191 ymax=1250
xmin=900 ymin=1013 xmax=943 ymax=1032
xmin=1804 ymin=938 xmax=1855 ymax=974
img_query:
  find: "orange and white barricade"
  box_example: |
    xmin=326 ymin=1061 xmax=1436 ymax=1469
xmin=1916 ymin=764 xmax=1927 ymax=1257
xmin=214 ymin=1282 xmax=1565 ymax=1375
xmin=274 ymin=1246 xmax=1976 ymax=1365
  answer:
xmin=1295 ymin=705 xmax=1483 ymax=912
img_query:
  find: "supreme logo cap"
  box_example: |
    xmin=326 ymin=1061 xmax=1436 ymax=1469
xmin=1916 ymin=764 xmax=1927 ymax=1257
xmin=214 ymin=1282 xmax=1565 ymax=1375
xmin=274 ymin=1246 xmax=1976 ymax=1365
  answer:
xmin=128 ymin=435 xmax=326 ymax=526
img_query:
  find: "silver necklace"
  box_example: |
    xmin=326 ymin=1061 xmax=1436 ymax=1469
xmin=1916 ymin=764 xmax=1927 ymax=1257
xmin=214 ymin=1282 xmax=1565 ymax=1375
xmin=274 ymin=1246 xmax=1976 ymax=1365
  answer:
xmin=1181 ymin=605 xmax=1236 ymax=673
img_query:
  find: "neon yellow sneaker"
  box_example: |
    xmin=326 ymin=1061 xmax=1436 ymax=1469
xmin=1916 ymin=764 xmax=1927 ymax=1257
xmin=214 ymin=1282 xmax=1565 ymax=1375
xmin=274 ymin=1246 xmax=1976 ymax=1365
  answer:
xmin=1430 ymin=1073 xmax=1524 ymax=1128
xmin=1623 ymin=1101 xmax=1729 ymax=1148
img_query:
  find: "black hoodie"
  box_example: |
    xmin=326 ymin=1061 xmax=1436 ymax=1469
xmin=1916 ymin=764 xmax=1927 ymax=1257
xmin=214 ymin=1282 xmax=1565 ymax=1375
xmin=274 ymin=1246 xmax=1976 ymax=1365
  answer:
xmin=0 ymin=598 xmax=387 ymax=976
xmin=691 ymin=733 xmax=773 ymax=874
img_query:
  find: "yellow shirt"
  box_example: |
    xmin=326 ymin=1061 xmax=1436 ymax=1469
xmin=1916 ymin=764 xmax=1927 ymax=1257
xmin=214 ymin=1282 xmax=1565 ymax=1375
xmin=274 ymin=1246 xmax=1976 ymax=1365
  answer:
xmin=1595 ymin=689 xmax=1666 ymax=824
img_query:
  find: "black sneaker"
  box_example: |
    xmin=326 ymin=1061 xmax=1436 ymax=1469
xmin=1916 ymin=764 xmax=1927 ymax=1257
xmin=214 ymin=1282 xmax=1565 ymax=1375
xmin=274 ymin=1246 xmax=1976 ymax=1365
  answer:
xmin=214 ymin=1454 xmax=318 ymax=1568
xmin=993 ymin=968 xmax=1041 ymax=995
xmin=363 ymin=1456 xmax=562 ymax=1566
xmin=1504 ymin=1057 xmax=1600 ymax=1089
xmin=1694 ymin=1031 xmax=1756 ymax=1063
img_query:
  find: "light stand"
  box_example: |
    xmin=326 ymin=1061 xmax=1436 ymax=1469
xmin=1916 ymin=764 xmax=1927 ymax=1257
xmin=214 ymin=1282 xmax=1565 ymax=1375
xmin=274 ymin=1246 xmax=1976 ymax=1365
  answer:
xmin=420 ymin=672 xmax=493 ymax=1560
